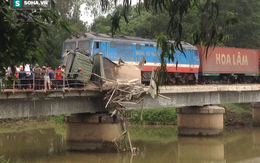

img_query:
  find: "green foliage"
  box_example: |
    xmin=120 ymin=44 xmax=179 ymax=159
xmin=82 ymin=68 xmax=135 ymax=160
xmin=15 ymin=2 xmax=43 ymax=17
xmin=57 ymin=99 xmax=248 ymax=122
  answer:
xmin=92 ymin=1 xmax=260 ymax=85
xmin=0 ymin=116 xmax=51 ymax=123
xmin=221 ymin=103 xmax=252 ymax=126
xmin=39 ymin=0 xmax=89 ymax=68
xmin=129 ymin=108 xmax=177 ymax=125
xmin=0 ymin=0 xmax=89 ymax=74
xmin=0 ymin=155 xmax=9 ymax=163
xmin=103 ymin=0 xmax=221 ymax=42
xmin=129 ymin=125 xmax=178 ymax=143
xmin=49 ymin=123 xmax=66 ymax=138
xmin=0 ymin=0 xmax=71 ymax=76
xmin=98 ymin=0 xmax=224 ymax=54
xmin=93 ymin=1 xmax=260 ymax=49
xmin=215 ymin=0 xmax=260 ymax=48
xmin=221 ymin=103 xmax=252 ymax=112
xmin=51 ymin=115 xmax=65 ymax=123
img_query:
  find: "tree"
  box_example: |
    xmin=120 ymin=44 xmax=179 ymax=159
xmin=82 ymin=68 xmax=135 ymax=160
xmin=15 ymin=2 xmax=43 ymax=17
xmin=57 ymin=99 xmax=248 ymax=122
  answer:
xmin=40 ymin=0 xmax=89 ymax=68
xmin=92 ymin=1 xmax=260 ymax=50
xmin=216 ymin=0 xmax=260 ymax=49
xmin=90 ymin=1 xmax=223 ymax=85
xmin=0 ymin=0 xmax=70 ymax=77
xmin=92 ymin=0 xmax=260 ymax=85
xmin=91 ymin=5 xmax=169 ymax=38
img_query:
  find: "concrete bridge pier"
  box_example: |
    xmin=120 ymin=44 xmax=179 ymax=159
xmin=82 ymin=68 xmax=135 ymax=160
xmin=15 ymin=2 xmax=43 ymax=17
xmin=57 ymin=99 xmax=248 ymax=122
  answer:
xmin=252 ymin=103 xmax=260 ymax=126
xmin=176 ymin=106 xmax=225 ymax=136
xmin=65 ymin=113 xmax=121 ymax=152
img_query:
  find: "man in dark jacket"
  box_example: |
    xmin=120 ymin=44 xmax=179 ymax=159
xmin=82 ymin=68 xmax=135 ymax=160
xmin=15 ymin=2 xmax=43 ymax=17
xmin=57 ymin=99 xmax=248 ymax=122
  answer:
xmin=19 ymin=66 xmax=26 ymax=90
xmin=73 ymin=67 xmax=82 ymax=88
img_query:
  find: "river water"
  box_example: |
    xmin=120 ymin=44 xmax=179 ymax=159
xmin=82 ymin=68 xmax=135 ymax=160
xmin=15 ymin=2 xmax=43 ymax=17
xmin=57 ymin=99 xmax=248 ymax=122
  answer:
xmin=0 ymin=123 xmax=260 ymax=163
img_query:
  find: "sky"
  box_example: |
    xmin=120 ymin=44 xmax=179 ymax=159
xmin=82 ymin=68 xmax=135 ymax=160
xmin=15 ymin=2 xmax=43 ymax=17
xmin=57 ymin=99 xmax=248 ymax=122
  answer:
xmin=79 ymin=4 xmax=94 ymax=24
xmin=80 ymin=0 xmax=139 ymax=25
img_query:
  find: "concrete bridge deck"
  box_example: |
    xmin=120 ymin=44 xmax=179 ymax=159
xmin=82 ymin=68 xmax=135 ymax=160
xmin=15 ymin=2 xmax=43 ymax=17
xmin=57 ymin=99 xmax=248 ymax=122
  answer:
xmin=128 ymin=84 xmax=260 ymax=109
xmin=1 ymin=84 xmax=260 ymax=119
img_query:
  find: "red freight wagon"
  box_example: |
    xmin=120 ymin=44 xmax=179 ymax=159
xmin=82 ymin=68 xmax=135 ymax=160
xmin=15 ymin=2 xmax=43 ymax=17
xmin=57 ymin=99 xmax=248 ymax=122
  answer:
xmin=197 ymin=46 xmax=259 ymax=75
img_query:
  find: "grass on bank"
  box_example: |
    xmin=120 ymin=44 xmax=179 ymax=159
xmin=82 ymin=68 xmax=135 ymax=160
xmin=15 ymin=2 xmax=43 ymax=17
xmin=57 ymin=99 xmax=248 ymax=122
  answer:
xmin=129 ymin=103 xmax=252 ymax=126
xmin=129 ymin=108 xmax=178 ymax=125
xmin=220 ymin=103 xmax=252 ymax=126
xmin=129 ymin=125 xmax=178 ymax=143
xmin=45 ymin=108 xmax=178 ymax=125
xmin=0 ymin=155 xmax=9 ymax=163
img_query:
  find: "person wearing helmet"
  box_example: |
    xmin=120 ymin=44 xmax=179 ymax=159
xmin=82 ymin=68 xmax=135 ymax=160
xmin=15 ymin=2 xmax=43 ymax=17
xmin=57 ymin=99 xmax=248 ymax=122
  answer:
xmin=73 ymin=68 xmax=82 ymax=88
xmin=73 ymin=67 xmax=82 ymax=79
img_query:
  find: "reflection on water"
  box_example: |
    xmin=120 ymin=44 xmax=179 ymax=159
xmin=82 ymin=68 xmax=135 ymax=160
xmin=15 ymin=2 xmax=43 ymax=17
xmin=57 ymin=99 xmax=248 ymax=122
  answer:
xmin=0 ymin=124 xmax=260 ymax=163
xmin=178 ymin=137 xmax=225 ymax=163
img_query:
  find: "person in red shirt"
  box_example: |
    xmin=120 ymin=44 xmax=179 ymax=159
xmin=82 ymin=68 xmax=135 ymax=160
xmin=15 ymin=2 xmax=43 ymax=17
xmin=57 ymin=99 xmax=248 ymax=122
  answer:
xmin=55 ymin=66 xmax=62 ymax=88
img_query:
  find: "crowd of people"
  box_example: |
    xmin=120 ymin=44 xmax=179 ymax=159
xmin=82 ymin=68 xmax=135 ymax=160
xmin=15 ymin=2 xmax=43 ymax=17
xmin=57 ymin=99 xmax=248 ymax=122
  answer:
xmin=0 ymin=64 xmax=83 ymax=91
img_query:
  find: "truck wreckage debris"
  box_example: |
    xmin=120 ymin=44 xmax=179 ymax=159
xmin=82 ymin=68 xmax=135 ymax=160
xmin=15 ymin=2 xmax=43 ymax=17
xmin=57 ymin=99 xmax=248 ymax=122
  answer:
xmin=103 ymin=80 xmax=146 ymax=153
xmin=63 ymin=51 xmax=160 ymax=153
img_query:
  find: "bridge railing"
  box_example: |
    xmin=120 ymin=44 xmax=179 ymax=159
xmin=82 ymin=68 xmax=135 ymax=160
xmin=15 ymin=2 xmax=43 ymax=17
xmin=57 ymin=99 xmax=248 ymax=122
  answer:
xmin=1 ymin=71 xmax=90 ymax=92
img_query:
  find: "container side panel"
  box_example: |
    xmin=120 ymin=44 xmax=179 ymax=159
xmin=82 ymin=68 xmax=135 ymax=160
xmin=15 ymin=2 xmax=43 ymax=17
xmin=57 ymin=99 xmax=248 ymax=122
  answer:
xmin=198 ymin=46 xmax=259 ymax=74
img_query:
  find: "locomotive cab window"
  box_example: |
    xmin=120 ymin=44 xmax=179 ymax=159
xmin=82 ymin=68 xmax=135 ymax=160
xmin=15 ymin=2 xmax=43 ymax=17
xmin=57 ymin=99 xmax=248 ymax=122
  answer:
xmin=94 ymin=41 xmax=100 ymax=49
xmin=194 ymin=50 xmax=199 ymax=56
xmin=110 ymin=42 xmax=116 ymax=48
xmin=145 ymin=44 xmax=154 ymax=47
xmin=64 ymin=42 xmax=76 ymax=51
xmin=78 ymin=41 xmax=90 ymax=51
xmin=136 ymin=44 xmax=141 ymax=50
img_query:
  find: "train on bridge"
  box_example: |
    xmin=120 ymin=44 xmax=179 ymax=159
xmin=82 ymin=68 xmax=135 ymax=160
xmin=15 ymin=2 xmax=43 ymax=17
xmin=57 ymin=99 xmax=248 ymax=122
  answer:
xmin=62 ymin=33 xmax=260 ymax=85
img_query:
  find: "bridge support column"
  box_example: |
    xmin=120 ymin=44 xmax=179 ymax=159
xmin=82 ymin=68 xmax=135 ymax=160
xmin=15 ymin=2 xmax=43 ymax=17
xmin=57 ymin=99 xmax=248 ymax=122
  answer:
xmin=252 ymin=103 xmax=260 ymax=126
xmin=176 ymin=106 xmax=225 ymax=136
xmin=65 ymin=113 xmax=121 ymax=152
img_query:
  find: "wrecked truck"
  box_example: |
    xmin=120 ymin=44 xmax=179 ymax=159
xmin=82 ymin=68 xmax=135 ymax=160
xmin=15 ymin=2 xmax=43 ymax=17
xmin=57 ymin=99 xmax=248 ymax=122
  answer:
xmin=62 ymin=51 xmax=142 ymax=87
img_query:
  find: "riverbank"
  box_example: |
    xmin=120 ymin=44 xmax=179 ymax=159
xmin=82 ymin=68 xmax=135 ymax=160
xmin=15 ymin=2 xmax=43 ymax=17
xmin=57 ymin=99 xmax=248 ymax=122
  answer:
xmin=0 ymin=104 xmax=253 ymax=126
xmin=221 ymin=103 xmax=252 ymax=126
xmin=129 ymin=104 xmax=252 ymax=126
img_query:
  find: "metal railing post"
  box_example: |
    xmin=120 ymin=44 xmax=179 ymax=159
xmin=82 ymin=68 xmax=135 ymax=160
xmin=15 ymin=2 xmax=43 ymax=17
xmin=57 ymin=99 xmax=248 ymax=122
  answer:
xmin=63 ymin=73 xmax=65 ymax=92
xmin=44 ymin=74 xmax=47 ymax=92
xmin=33 ymin=72 xmax=35 ymax=90
xmin=12 ymin=77 xmax=15 ymax=93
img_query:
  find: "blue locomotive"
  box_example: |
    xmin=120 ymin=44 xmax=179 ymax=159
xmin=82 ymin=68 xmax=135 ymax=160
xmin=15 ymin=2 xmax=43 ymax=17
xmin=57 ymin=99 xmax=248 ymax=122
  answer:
xmin=62 ymin=33 xmax=200 ymax=84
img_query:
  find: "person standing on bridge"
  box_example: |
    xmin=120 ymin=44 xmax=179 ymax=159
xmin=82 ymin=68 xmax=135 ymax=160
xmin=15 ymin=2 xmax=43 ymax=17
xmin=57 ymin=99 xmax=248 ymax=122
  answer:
xmin=0 ymin=71 xmax=4 ymax=91
xmin=25 ymin=64 xmax=31 ymax=89
xmin=14 ymin=64 xmax=19 ymax=79
xmin=48 ymin=66 xmax=53 ymax=89
xmin=42 ymin=65 xmax=51 ymax=90
xmin=61 ymin=65 xmax=66 ymax=79
xmin=34 ymin=64 xmax=41 ymax=90
xmin=14 ymin=65 xmax=20 ymax=89
xmin=29 ymin=64 xmax=34 ymax=89
xmin=73 ymin=67 xmax=82 ymax=88
xmin=19 ymin=66 xmax=26 ymax=90
xmin=55 ymin=66 xmax=62 ymax=89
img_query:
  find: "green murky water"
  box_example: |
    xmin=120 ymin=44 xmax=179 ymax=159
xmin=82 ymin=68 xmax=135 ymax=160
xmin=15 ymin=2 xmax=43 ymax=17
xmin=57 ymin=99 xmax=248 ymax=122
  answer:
xmin=0 ymin=123 xmax=260 ymax=163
